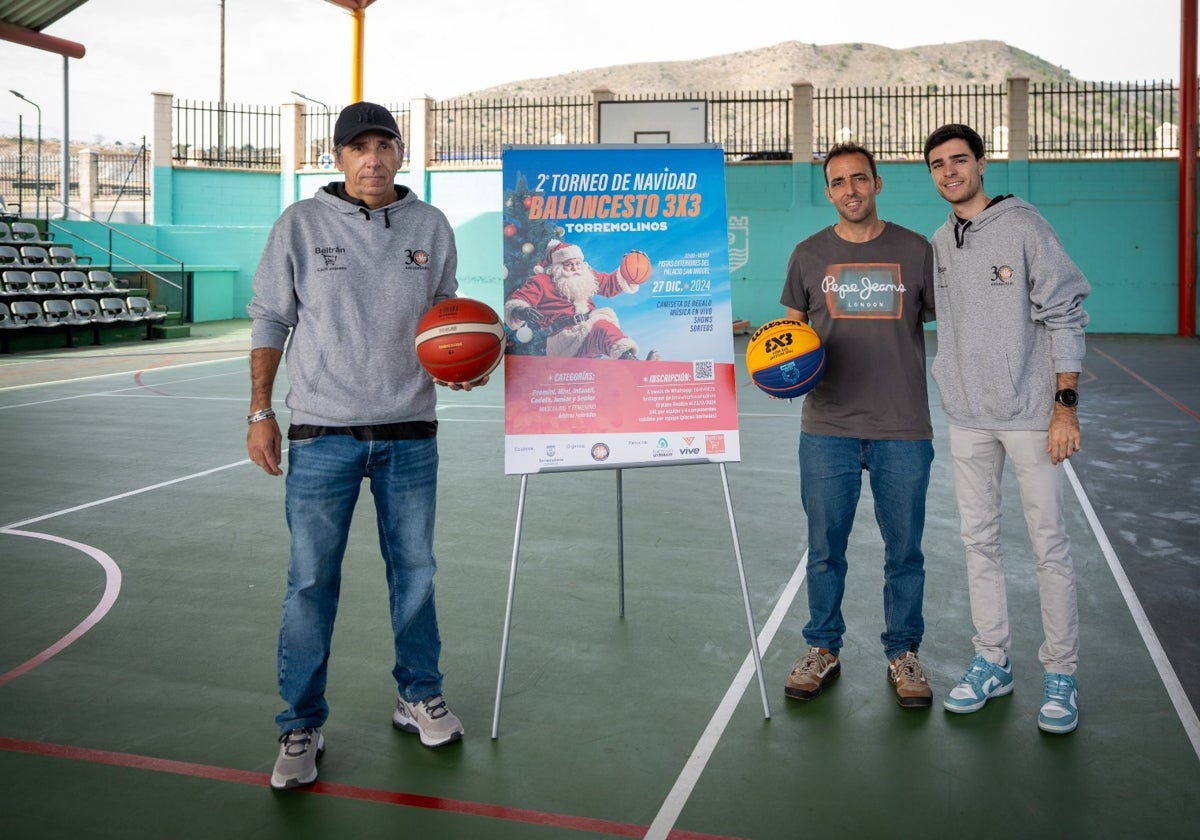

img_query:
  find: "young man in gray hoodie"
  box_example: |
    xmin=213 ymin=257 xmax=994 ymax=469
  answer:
xmin=246 ymin=102 xmax=480 ymax=789
xmin=923 ymin=123 xmax=1090 ymax=734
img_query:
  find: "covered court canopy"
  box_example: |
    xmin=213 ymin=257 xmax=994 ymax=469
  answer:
xmin=0 ymin=0 xmax=89 ymax=58
xmin=1 ymin=0 xmax=90 ymax=218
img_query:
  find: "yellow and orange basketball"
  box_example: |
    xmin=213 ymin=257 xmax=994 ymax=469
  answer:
xmin=745 ymin=319 xmax=825 ymax=399
xmin=619 ymin=250 xmax=652 ymax=284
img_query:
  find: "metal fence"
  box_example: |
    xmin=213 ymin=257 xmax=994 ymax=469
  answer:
xmin=1029 ymin=81 xmax=1179 ymax=157
xmin=295 ymin=103 xmax=412 ymax=169
xmin=172 ymin=99 xmax=281 ymax=168
xmin=430 ymin=95 xmax=591 ymax=165
xmin=0 ymin=148 xmax=149 ymax=216
xmin=161 ymin=81 xmax=1183 ymax=171
xmin=813 ymin=84 xmax=1007 ymax=160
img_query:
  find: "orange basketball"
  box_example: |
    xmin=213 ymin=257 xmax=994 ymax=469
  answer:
xmin=619 ymin=250 xmax=652 ymax=284
xmin=415 ymin=298 xmax=505 ymax=384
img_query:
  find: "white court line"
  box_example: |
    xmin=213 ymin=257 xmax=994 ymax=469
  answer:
xmin=644 ymin=552 xmax=808 ymax=840
xmin=0 ymin=529 xmax=122 ymax=686
xmin=0 ymin=367 xmax=248 ymax=410
xmin=0 ymin=354 xmax=247 ymax=394
xmin=2 ymin=458 xmax=256 ymax=531
xmin=645 ymin=462 xmax=1200 ymax=838
xmin=1064 ymin=460 xmax=1200 ymax=762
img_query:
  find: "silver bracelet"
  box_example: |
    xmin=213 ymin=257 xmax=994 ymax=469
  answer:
xmin=247 ymin=408 xmax=276 ymax=425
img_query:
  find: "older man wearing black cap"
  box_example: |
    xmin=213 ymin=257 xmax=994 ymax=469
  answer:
xmin=247 ymin=101 xmax=479 ymax=790
xmin=330 ymin=101 xmax=406 ymax=209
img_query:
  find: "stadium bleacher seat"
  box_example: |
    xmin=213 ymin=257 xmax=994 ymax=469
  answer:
xmin=19 ymin=245 xmax=50 ymax=267
xmin=30 ymin=271 xmax=62 ymax=295
xmin=72 ymin=297 xmax=102 ymax=322
xmin=2 ymin=270 xmax=33 ymax=296
xmin=127 ymin=296 xmax=168 ymax=323
xmin=88 ymin=270 xmax=118 ymax=293
xmin=9 ymin=299 xmax=49 ymax=327
xmin=10 ymin=222 xmax=52 ymax=245
xmin=49 ymin=245 xmax=88 ymax=267
xmin=98 ymin=297 xmax=134 ymax=324
xmin=43 ymin=298 xmax=97 ymax=347
xmin=0 ymin=301 xmax=22 ymax=330
xmin=59 ymin=270 xmax=89 ymax=293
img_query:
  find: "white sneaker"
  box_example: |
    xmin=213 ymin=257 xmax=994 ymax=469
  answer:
xmin=270 ymin=727 xmax=324 ymax=790
xmin=392 ymin=694 xmax=464 ymax=747
xmin=1038 ymin=673 xmax=1079 ymax=733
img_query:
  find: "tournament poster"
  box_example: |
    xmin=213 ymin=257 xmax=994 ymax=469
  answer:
xmin=501 ymin=144 xmax=740 ymax=474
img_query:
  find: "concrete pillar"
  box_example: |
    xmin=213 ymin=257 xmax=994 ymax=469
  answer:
xmin=280 ymin=102 xmax=303 ymax=208
xmin=592 ymin=87 xmax=615 ymax=144
xmin=77 ymin=147 xmax=97 ymax=218
xmin=792 ymin=81 xmax=814 ymax=163
xmin=409 ymin=96 xmax=432 ymax=200
xmin=1007 ymin=76 xmax=1030 ymax=161
xmin=151 ymin=91 xmax=174 ymax=224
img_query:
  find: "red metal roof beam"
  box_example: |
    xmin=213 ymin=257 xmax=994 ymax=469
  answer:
xmin=0 ymin=21 xmax=85 ymax=59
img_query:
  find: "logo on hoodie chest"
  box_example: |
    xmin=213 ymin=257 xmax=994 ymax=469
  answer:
xmin=314 ymin=246 xmax=347 ymax=271
xmin=989 ymin=264 xmax=1015 ymax=286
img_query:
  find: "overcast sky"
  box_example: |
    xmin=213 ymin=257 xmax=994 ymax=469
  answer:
xmin=1 ymin=0 xmax=1192 ymax=144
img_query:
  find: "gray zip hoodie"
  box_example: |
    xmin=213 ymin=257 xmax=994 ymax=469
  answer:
xmin=930 ymin=196 xmax=1090 ymax=431
xmin=247 ymin=184 xmax=458 ymax=426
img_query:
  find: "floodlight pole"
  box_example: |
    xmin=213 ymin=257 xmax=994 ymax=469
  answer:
xmin=10 ymin=90 xmax=42 ymax=218
xmin=218 ymin=0 xmax=226 ymax=156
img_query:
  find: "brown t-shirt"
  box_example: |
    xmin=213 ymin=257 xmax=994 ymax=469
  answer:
xmin=780 ymin=222 xmax=935 ymax=440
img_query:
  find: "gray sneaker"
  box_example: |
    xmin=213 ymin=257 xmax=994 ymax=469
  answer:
xmin=270 ymin=727 xmax=324 ymax=790
xmin=392 ymin=694 xmax=464 ymax=747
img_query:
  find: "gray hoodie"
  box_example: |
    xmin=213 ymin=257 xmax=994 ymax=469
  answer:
xmin=930 ymin=196 xmax=1090 ymax=431
xmin=247 ymin=184 xmax=458 ymax=426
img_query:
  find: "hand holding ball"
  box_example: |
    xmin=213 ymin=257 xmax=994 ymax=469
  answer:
xmin=415 ymin=298 xmax=505 ymax=385
xmin=619 ymin=250 xmax=652 ymax=285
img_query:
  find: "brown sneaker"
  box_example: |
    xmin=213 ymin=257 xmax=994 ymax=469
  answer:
xmin=785 ymin=647 xmax=840 ymax=699
xmin=888 ymin=651 xmax=933 ymax=708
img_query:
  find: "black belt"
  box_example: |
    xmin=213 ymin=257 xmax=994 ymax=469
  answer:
xmin=550 ymin=312 xmax=590 ymax=332
xmin=288 ymin=421 xmax=438 ymax=441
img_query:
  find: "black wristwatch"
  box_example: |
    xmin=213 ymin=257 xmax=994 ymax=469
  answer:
xmin=1054 ymin=388 xmax=1078 ymax=408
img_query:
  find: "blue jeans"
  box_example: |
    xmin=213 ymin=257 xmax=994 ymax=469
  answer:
xmin=799 ymin=432 xmax=933 ymax=661
xmin=276 ymin=434 xmax=444 ymax=732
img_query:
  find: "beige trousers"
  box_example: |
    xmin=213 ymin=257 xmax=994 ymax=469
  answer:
xmin=948 ymin=425 xmax=1080 ymax=675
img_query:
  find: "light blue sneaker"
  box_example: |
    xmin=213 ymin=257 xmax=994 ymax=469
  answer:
xmin=1038 ymin=673 xmax=1079 ymax=733
xmin=944 ymin=654 xmax=1014 ymax=713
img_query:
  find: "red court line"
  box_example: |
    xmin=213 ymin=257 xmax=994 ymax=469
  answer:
xmin=1092 ymin=347 xmax=1200 ymax=422
xmin=0 ymin=737 xmax=746 ymax=840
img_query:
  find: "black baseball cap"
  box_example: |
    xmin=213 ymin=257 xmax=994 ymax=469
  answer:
xmin=333 ymin=101 xmax=403 ymax=147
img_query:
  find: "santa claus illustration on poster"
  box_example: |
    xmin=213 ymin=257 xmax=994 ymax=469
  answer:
xmin=504 ymin=239 xmax=660 ymax=361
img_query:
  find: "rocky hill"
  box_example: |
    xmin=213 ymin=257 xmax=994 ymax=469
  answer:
xmin=459 ymin=39 xmax=1073 ymax=99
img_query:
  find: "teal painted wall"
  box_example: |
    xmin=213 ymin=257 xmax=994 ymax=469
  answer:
xmin=55 ymin=160 xmax=1190 ymax=333
xmin=720 ymin=159 xmax=1180 ymax=333
xmin=170 ymin=168 xmax=281 ymax=226
xmin=423 ymin=160 xmax=1185 ymax=334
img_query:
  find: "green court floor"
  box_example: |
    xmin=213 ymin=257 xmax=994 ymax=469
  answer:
xmin=0 ymin=324 xmax=1197 ymax=839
